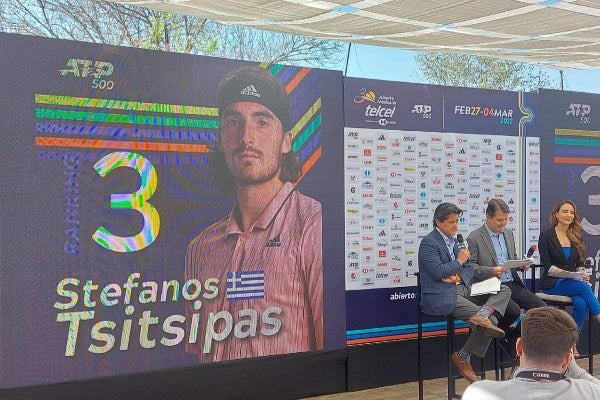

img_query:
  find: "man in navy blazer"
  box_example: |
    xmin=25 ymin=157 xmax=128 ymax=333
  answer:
xmin=419 ymin=203 xmax=511 ymax=383
xmin=467 ymin=199 xmax=547 ymax=358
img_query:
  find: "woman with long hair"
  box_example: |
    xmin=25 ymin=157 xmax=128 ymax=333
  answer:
xmin=538 ymin=200 xmax=600 ymax=342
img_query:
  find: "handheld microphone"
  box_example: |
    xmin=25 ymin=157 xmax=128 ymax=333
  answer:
xmin=582 ymin=259 xmax=593 ymax=286
xmin=456 ymin=234 xmax=467 ymax=267
xmin=526 ymin=244 xmax=537 ymax=258
xmin=456 ymin=234 xmax=467 ymax=250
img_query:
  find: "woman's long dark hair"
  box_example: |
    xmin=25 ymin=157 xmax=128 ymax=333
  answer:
xmin=550 ymin=199 xmax=586 ymax=264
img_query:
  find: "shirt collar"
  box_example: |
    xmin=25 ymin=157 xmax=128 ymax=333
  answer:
xmin=225 ymin=182 xmax=294 ymax=235
xmin=485 ymin=223 xmax=503 ymax=238
xmin=436 ymin=227 xmax=454 ymax=245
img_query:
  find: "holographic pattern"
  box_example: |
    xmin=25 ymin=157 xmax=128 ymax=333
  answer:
xmin=35 ymin=94 xmax=219 ymax=116
xmin=35 ymin=108 xmax=218 ymax=129
xmin=92 ymin=151 xmax=160 ymax=252
xmin=56 ymin=311 xmax=95 ymax=356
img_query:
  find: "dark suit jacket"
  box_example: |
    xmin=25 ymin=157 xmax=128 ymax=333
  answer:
xmin=466 ymin=224 xmax=526 ymax=288
xmin=418 ymin=229 xmax=474 ymax=316
xmin=538 ymin=227 xmax=584 ymax=289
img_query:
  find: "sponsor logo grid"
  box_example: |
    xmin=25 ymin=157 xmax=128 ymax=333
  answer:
xmin=345 ymin=128 xmax=540 ymax=290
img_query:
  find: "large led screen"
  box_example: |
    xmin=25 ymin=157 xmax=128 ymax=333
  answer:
xmin=0 ymin=33 xmax=346 ymax=388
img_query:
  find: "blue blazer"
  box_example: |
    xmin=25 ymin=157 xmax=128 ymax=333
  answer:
xmin=418 ymin=229 xmax=474 ymax=315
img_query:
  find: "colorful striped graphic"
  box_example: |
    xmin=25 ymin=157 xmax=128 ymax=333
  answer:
xmin=35 ymin=137 xmax=209 ymax=153
xmin=35 ymin=122 xmax=216 ymax=142
xmin=35 ymin=108 xmax=218 ymax=129
xmin=34 ymin=65 xmax=321 ymax=176
xmin=35 ymin=94 xmax=219 ymax=116
xmin=346 ymin=321 xmax=469 ymax=345
xmin=554 ymin=128 xmax=600 ymax=165
xmin=265 ymin=64 xmax=322 ymax=177
xmin=34 ymin=93 xmax=218 ymax=157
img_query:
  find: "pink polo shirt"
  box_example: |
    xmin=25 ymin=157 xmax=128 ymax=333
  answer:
xmin=185 ymin=182 xmax=323 ymax=362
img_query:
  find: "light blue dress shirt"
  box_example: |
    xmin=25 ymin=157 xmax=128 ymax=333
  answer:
xmin=485 ymin=224 xmax=512 ymax=282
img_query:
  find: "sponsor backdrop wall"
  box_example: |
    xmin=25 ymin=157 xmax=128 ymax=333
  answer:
xmin=343 ymin=78 xmax=541 ymax=345
xmin=0 ymin=33 xmax=345 ymax=389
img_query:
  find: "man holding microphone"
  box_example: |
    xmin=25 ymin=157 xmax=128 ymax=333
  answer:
xmin=418 ymin=202 xmax=512 ymax=383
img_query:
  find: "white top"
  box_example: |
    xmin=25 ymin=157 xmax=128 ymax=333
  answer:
xmin=462 ymin=360 xmax=600 ymax=400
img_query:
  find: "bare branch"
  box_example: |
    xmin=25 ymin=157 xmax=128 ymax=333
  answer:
xmin=1 ymin=1 xmax=344 ymax=68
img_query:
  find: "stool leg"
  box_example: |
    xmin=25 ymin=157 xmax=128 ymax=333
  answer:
xmin=589 ymin=310 xmax=594 ymax=375
xmin=479 ymin=351 xmax=485 ymax=380
xmin=447 ymin=317 xmax=456 ymax=400
xmin=415 ymin=272 xmax=424 ymax=400
xmin=494 ymin=339 xmax=500 ymax=381
xmin=417 ymin=309 xmax=423 ymax=400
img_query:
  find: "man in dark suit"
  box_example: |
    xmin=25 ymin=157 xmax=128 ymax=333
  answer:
xmin=419 ymin=202 xmax=511 ymax=383
xmin=467 ymin=199 xmax=547 ymax=358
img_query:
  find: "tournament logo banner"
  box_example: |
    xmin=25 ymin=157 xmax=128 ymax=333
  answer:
xmin=345 ymin=79 xmax=442 ymax=132
xmin=0 ymin=33 xmax=345 ymax=388
xmin=536 ymin=89 xmax=600 ymax=295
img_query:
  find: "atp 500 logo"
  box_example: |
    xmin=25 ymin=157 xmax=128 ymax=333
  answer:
xmin=566 ymin=103 xmax=591 ymax=124
xmin=59 ymin=58 xmax=115 ymax=90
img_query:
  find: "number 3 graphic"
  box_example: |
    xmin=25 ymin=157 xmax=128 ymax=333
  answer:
xmin=581 ymin=166 xmax=600 ymax=236
xmin=92 ymin=151 xmax=160 ymax=252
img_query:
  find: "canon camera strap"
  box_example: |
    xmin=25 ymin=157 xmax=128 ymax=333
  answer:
xmin=514 ymin=370 xmax=563 ymax=382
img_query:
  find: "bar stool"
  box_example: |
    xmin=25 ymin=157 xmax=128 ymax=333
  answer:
xmin=415 ymin=272 xmax=485 ymax=400
xmin=530 ymin=265 xmax=594 ymax=373
xmin=493 ymin=332 xmax=518 ymax=380
xmin=494 ymin=290 xmax=520 ymax=380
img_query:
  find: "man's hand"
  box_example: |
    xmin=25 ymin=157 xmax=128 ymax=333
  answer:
xmin=457 ymin=248 xmax=470 ymax=265
xmin=442 ymin=275 xmax=459 ymax=283
xmin=493 ymin=266 xmax=504 ymax=277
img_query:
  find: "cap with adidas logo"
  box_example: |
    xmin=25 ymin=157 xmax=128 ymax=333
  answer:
xmin=217 ymin=66 xmax=290 ymax=131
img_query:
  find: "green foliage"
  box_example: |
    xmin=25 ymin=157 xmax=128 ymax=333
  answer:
xmin=415 ymin=52 xmax=559 ymax=91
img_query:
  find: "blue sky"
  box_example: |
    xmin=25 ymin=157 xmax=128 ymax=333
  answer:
xmin=335 ymin=43 xmax=600 ymax=94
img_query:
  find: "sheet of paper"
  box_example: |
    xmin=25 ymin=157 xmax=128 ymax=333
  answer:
xmin=499 ymin=258 xmax=535 ymax=271
xmin=470 ymin=277 xmax=501 ymax=296
xmin=553 ymin=270 xmax=586 ymax=280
